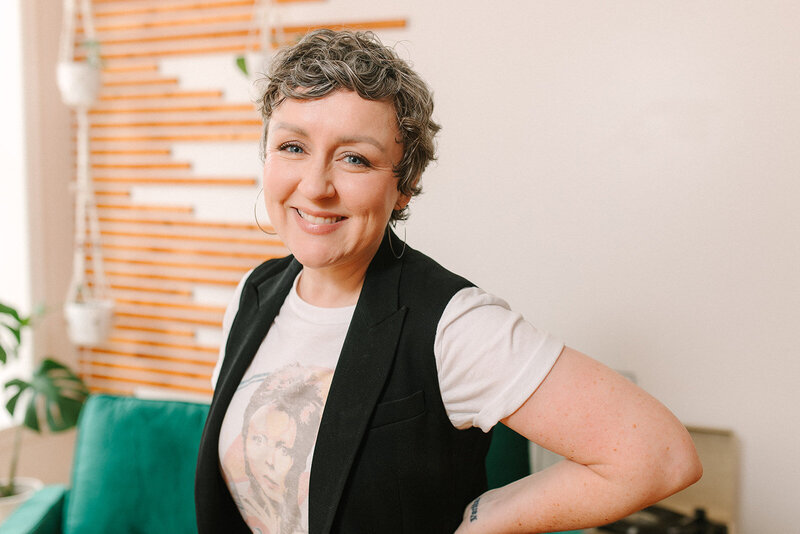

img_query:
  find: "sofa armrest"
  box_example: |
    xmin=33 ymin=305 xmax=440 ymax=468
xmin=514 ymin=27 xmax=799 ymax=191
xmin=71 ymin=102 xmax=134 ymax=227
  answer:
xmin=0 ymin=485 xmax=67 ymax=534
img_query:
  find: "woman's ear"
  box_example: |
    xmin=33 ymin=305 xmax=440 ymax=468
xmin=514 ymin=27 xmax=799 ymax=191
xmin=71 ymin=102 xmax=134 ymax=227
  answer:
xmin=394 ymin=193 xmax=412 ymax=211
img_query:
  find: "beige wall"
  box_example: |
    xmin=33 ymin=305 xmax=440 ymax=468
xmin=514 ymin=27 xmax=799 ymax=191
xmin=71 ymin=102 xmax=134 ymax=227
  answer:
xmin=399 ymin=2 xmax=798 ymax=532
xmin=4 ymin=0 xmax=798 ymax=531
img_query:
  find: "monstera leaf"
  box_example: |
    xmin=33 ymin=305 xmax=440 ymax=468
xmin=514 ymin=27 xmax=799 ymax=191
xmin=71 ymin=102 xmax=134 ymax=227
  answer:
xmin=0 ymin=302 xmax=30 ymax=365
xmin=5 ymin=358 xmax=89 ymax=432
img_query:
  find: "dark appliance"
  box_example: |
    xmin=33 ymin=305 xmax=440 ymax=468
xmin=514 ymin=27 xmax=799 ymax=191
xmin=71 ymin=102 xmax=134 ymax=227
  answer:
xmin=598 ymin=505 xmax=727 ymax=534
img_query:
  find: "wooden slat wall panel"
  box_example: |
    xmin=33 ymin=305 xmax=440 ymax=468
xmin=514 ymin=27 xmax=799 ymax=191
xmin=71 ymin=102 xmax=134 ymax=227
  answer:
xmin=74 ymin=0 xmax=408 ymax=400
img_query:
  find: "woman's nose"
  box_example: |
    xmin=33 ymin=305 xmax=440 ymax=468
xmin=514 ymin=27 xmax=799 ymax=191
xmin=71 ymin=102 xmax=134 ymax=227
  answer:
xmin=297 ymin=158 xmax=335 ymax=199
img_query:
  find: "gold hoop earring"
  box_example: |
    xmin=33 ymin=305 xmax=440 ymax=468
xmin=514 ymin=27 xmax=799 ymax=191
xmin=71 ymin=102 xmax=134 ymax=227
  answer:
xmin=254 ymin=187 xmax=277 ymax=235
xmin=388 ymin=223 xmax=406 ymax=259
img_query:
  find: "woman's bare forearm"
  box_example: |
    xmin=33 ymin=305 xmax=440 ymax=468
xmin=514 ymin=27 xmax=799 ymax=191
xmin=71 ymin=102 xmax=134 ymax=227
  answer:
xmin=457 ymin=451 xmax=700 ymax=533
xmin=456 ymin=347 xmax=702 ymax=533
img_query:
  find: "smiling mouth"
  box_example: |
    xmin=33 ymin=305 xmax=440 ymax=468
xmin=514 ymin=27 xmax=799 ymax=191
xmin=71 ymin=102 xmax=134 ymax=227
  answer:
xmin=296 ymin=209 xmax=345 ymax=225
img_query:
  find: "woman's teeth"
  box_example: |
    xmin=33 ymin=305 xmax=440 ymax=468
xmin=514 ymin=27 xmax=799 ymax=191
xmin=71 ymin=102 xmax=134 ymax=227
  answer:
xmin=297 ymin=209 xmax=343 ymax=224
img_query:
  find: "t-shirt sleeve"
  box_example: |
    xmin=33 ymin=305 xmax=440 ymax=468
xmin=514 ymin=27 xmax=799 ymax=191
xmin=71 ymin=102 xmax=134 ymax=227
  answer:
xmin=434 ymin=287 xmax=565 ymax=432
xmin=210 ymin=268 xmax=254 ymax=389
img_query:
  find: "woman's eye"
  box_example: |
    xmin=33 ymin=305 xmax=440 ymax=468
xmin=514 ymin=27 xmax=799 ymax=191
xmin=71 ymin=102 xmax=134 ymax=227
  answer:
xmin=343 ymin=153 xmax=369 ymax=167
xmin=279 ymin=143 xmax=304 ymax=154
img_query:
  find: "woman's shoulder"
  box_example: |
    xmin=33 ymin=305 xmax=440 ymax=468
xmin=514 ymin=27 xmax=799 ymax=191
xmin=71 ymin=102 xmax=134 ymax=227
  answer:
xmin=403 ymin=245 xmax=473 ymax=288
xmin=399 ymin=246 xmax=475 ymax=308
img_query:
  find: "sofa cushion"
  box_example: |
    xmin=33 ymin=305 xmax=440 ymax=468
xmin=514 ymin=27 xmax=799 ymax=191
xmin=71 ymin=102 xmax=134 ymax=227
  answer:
xmin=63 ymin=395 xmax=209 ymax=534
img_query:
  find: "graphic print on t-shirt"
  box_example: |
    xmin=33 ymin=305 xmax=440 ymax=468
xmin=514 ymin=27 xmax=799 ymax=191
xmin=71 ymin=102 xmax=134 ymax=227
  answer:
xmin=221 ymin=363 xmax=334 ymax=534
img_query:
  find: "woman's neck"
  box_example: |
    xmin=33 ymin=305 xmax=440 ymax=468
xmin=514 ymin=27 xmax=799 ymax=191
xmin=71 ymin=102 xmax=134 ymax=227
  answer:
xmin=295 ymin=265 xmax=366 ymax=307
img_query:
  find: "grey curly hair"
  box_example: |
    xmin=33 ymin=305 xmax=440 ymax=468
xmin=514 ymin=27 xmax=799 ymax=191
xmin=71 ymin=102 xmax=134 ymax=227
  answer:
xmin=258 ymin=29 xmax=441 ymax=222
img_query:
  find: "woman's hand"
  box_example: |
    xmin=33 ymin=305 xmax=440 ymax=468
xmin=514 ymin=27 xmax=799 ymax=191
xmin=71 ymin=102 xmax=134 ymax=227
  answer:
xmin=455 ymin=347 xmax=702 ymax=533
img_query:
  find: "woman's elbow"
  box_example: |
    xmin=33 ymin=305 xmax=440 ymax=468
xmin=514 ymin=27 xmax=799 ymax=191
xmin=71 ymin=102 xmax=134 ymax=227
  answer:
xmin=670 ymin=440 xmax=703 ymax=494
xmin=645 ymin=429 xmax=703 ymax=503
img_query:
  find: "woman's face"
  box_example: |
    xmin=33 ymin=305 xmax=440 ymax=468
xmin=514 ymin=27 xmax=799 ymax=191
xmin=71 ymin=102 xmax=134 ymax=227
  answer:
xmin=246 ymin=404 xmax=297 ymax=502
xmin=263 ymin=90 xmax=408 ymax=277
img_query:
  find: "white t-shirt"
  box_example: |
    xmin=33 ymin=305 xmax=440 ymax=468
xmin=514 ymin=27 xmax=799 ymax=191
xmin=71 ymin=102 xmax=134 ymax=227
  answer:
xmin=215 ymin=270 xmax=563 ymax=534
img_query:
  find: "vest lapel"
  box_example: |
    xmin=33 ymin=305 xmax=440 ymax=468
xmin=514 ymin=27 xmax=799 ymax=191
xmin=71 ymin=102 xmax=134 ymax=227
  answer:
xmin=309 ymin=232 xmax=407 ymax=534
xmin=204 ymin=259 xmax=301 ymax=445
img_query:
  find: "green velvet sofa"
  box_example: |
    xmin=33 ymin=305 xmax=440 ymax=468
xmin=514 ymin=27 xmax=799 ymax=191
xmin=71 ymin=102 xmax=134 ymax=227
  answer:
xmin=0 ymin=394 xmax=579 ymax=534
xmin=0 ymin=395 xmax=209 ymax=534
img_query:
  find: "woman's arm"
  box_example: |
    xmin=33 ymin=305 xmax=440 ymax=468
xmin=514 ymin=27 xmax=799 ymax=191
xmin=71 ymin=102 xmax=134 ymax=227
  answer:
xmin=455 ymin=347 xmax=702 ymax=533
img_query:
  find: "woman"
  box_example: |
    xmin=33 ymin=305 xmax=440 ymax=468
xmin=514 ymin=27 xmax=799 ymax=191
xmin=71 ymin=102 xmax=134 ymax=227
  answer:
xmin=195 ymin=29 xmax=702 ymax=534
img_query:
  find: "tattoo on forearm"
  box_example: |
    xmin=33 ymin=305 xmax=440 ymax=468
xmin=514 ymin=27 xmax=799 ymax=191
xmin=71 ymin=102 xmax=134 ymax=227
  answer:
xmin=469 ymin=497 xmax=480 ymax=522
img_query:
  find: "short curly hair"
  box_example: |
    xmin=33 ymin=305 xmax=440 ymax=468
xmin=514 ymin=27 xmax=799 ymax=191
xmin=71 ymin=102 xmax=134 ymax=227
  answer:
xmin=258 ymin=29 xmax=441 ymax=222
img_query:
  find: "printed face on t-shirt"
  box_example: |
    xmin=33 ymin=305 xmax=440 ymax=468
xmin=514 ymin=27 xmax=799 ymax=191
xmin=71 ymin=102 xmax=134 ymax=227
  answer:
xmin=245 ymin=404 xmax=298 ymax=502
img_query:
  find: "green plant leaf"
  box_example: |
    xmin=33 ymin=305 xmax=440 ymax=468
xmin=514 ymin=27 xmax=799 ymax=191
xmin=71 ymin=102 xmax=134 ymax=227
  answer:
xmin=0 ymin=344 xmax=6 ymax=364
xmin=4 ymin=378 xmax=30 ymax=415
xmin=0 ymin=302 xmax=22 ymax=322
xmin=235 ymin=55 xmax=248 ymax=76
xmin=3 ymin=323 xmax=21 ymax=345
xmin=4 ymin=359 xmax=89 ymax=433
xmin=24 ymin=397 xmax=39 ymax=432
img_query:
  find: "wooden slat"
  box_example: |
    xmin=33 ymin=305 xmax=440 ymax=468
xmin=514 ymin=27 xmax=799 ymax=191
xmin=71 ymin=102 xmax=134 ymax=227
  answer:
xmin=85 ymin=373 xmax=213 ymax=395
xmin=99 ymin=230 xmax=275 ymax=246
xmin=90 ymin=118 xmax=260 ymax=127
xmin=95 ymin=190 xmax=132 ymax=197
xmin=94 ymin=176 xmax=256 ymax=185
xmin=100 ymin=90 xmax=223 ymax=101
xmin=114 ymin=311 xmax=222 ymax=327
xmin=114 ymin=324 xmax=196 ymax=337
xmin=91 ymin=132 xmax=260 ymax=142
xmin=92 ymin=0 xmax=256 ymax=18
xmin=103 ymin=78 xmax=180 ymax=87
xmin=103 ymin=243 xmax=269 ymax=259
xmin=93 ymin=163 xmax=192 ymax=169
xmin=90 ymin=104 xmax=253 ymax=114
xmin=94 ymin=13 xmax=252 ymax=33
xmin=97 ymin=203 xmax=193 ymax=212
xmin=88 ymin=18 xmax=406 ymax=46
xmin=114 ymin=298 xmax=226 ymax=313
xmin=88 ymin=347 xmax=214 ymax=366
xmin=103 ymin=257 xmax=253 ymax=272
xmin=103 ymin=63 xmax=160 ymax=74
xmin=98 ymin=217 xmax=258 ymax=230
xmin=108 ymin=337 xmax=218 ymax=354
xmin=98 ymin=270 xmax=241 ymax=286
xmin=74 ymin=19 xmax=407 ymax=60
xmin=85 ymin=360 xmax=212 ymax=380
xmin=108 ymin=282 xmax=193 ymax=296
xmin=92 ymin=148 xmax=171 ymax=155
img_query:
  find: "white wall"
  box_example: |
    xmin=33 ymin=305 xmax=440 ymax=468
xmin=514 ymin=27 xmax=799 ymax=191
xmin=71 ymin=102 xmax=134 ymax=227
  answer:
xmin=0 ymin=3 xmax=29 ymax=314
xmin=391 ymin=2 xmax=797 ymax=532
xmin=0 ymin=0 xmax=30 ymax=429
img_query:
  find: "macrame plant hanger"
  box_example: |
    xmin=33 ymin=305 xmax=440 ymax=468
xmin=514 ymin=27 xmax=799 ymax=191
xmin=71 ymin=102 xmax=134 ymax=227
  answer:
xmin=58 ymin=0 xmax=113 ymax=347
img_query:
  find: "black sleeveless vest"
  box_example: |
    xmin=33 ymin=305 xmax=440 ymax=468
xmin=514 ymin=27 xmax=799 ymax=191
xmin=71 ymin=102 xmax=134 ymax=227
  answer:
xmin=195 ymin=233 xmax=493 ymax=533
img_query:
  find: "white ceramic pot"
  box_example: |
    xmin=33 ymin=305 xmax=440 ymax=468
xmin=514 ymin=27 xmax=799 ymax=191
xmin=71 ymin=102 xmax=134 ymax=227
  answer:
xmin=56 ymin=61 xmax=101 ymax=107
xmin=0 ymin=477 xmax=43 ymax=524
xmin=64 ymin=299 xmax=114 ymax=347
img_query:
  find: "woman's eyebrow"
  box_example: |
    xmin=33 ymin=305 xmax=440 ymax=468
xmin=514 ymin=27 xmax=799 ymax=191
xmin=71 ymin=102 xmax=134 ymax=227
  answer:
xmin=336 ymin=135 xmax=387 ymax=152
xmin=272 ymin=122 xmax=387 ymax=152
xmin=271 ymin=122 xmax=308 ymax=136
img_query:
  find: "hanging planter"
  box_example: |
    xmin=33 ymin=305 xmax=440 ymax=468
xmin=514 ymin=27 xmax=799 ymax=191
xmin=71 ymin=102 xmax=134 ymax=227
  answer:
xmin=59 ymin=0 xmax=113 ymax=346
xmin=56 ymin=57 xmax=101 ymax=108
xmin=64 ymin=299 xmax=113 ymax=347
